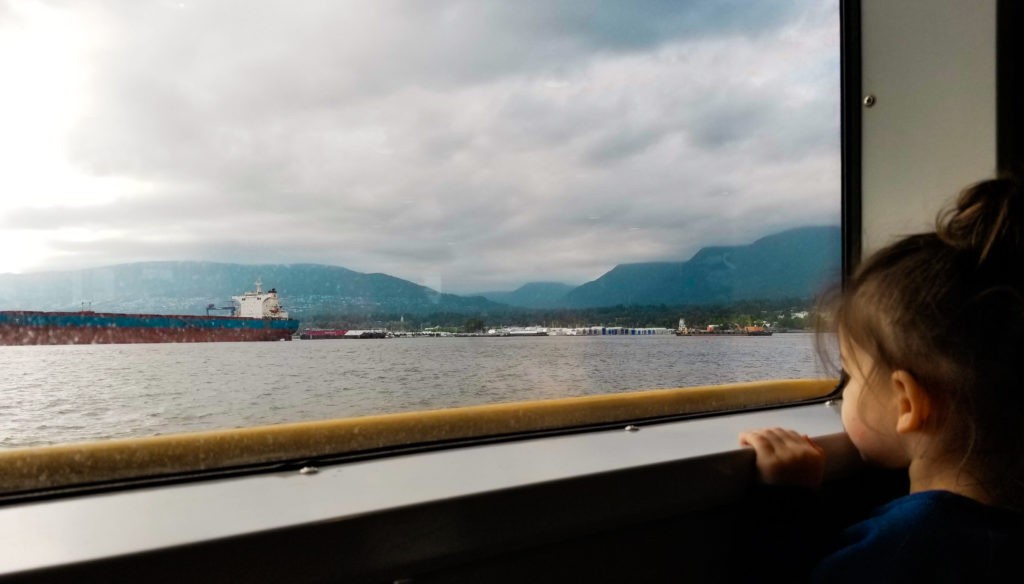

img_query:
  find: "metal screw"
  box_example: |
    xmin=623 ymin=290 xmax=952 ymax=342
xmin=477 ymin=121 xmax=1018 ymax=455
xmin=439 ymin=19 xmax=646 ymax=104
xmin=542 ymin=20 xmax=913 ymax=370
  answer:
xmin=863 ymin=94 xmax=876 ymax=107
xmin=299 ymin=466 xmax=319 ymax=475
xmin=624 ymin=425 xmax=640 ymax=432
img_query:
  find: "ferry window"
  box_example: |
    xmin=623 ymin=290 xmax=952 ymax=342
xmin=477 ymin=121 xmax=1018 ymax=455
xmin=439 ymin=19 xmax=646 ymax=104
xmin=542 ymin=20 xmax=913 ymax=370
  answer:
xmin=0 ymin=1 xmax=840 ymax=451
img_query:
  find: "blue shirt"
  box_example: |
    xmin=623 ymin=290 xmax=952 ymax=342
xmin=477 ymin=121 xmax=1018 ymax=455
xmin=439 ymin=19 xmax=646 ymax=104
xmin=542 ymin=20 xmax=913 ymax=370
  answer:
xmin=812 ymin=490 xmax=1023 ymax=583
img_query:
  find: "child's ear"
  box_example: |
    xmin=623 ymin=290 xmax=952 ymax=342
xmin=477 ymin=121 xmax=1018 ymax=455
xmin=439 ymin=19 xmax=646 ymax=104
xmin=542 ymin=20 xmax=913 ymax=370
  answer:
xmin=890 ymin=370 xmax=931 ymax=433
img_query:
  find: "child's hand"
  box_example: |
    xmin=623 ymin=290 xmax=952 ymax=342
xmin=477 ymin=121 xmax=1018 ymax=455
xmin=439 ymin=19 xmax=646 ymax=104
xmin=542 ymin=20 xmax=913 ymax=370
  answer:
xmin=738 ymin=427 xmax=825 ymax=488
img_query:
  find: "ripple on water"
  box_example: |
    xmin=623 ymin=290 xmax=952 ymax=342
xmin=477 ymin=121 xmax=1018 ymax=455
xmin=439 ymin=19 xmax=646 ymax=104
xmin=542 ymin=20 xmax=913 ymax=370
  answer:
xmin=0 ymin=334 xmax=830 ymax=446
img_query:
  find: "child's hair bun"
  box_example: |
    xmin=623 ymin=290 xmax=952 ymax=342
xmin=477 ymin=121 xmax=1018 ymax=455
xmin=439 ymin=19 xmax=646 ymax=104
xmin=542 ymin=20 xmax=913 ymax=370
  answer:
xmin=937 ymin=174 xmax=1024 ymax=264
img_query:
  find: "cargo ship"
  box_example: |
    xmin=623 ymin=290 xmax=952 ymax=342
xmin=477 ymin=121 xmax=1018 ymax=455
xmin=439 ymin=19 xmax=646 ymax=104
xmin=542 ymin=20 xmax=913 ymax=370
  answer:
xmin=0 ymin=282 xmax=299 ymax=345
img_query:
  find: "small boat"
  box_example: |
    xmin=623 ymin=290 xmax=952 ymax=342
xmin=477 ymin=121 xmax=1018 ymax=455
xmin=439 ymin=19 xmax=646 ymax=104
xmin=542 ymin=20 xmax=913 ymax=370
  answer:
xmin=299 ymin=329 xmax=389 ymax=339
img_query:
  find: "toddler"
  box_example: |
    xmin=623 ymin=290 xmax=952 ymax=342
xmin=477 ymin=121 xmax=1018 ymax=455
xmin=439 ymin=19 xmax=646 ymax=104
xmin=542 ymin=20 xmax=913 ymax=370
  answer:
xmin=741 ymin=175 xmax=1024 ymax=582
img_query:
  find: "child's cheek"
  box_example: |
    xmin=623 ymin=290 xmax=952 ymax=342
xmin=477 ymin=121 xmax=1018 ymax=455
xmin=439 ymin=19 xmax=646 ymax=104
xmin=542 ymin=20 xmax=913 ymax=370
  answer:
xmin=841 ymin=402 xmax=871 ymax=456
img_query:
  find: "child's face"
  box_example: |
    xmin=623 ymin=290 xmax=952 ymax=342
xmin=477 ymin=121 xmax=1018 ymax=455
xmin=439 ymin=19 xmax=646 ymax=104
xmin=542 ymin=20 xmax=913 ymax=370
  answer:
xmin=839 ymin=334 xmax=909 ymax=468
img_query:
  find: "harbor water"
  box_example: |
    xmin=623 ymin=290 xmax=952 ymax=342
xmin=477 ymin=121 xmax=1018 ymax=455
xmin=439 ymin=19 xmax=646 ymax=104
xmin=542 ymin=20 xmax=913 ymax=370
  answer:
xmin=0 ymin=334 xmax=830 ymax=449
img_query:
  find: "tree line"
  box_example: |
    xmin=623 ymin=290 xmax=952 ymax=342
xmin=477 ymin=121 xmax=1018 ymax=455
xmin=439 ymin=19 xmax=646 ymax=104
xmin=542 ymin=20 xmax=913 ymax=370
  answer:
xmin=296 ymin=297 xmax=820 ymax=333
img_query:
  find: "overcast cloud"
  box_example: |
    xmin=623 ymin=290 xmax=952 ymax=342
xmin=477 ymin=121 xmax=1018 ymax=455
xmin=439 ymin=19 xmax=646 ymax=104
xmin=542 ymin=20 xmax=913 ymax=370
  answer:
xmin=0 ymin=0 xmax=840 ymax=293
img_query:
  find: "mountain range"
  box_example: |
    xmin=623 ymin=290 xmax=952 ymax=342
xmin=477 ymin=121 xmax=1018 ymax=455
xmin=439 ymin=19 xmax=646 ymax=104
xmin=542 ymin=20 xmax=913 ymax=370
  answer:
xmin=0 ymin=263 xmax=499 ymax=316
xmin=0 ymin=226 xmax=840 ymax=315
xmin=561 ymin=225 xmax=840 ymax=308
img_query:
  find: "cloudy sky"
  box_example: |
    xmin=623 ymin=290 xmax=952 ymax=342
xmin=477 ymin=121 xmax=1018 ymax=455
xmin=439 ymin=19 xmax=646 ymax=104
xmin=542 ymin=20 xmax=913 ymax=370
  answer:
xmin=0 ymin=0 xmax=839 ymax=294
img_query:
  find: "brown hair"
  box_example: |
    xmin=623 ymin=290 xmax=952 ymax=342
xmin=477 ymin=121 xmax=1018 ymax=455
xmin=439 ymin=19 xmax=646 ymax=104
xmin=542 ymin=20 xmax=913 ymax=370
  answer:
xmin=830 ymin=174 xmax=1024 ymax=508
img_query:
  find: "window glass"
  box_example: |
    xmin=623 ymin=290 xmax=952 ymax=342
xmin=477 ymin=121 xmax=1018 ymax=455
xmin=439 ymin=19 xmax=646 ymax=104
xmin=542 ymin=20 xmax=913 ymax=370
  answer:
xmin=0 ymin=0 xmax=840 ymax=449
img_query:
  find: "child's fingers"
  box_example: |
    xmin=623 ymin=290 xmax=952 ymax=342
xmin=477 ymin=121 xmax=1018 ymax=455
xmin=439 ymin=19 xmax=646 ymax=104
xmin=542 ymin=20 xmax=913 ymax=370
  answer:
xmin=803 ymin=434 xmax=825 ymax=454
xmin=738 ymin=430 xmax=778 ymax=455
xmin=740 ymin=427 xmax=808 ymax=450
xmin=763 ymin=427 xmax=807 ymax=445
xmin=738 ymin=427 xmax=826 ymax=488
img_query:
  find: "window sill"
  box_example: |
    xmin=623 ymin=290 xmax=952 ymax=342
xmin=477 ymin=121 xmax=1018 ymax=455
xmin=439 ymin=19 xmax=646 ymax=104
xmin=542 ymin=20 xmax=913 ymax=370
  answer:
xmin=0 ymin=400 xmax=858 ymax=581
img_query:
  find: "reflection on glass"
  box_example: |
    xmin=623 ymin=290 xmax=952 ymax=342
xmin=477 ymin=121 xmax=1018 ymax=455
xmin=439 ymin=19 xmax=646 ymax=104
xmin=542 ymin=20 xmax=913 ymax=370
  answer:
xmin=0 ymin=0 xmax=841 ymax=447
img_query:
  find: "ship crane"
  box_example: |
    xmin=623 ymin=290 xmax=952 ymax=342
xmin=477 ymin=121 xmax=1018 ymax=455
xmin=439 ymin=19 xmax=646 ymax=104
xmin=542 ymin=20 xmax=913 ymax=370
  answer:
xmin=205 ymin=303 xmax=237 ymax=317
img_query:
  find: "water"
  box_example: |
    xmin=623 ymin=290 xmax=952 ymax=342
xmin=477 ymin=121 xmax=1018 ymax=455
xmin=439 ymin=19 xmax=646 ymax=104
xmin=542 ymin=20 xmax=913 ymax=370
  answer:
xmin=0 ymin=334 xmax=828 ymax=448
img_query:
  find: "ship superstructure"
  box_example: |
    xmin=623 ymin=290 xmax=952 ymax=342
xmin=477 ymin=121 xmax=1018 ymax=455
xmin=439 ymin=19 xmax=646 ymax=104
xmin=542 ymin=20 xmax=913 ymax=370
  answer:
xmin=232 ymin=281 xmax=290 ymax=320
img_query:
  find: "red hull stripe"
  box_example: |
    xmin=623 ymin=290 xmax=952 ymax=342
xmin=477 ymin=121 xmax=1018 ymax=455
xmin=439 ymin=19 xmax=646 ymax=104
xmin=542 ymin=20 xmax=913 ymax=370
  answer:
xmin=0 ymin=325 xmax=294 ymax=345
